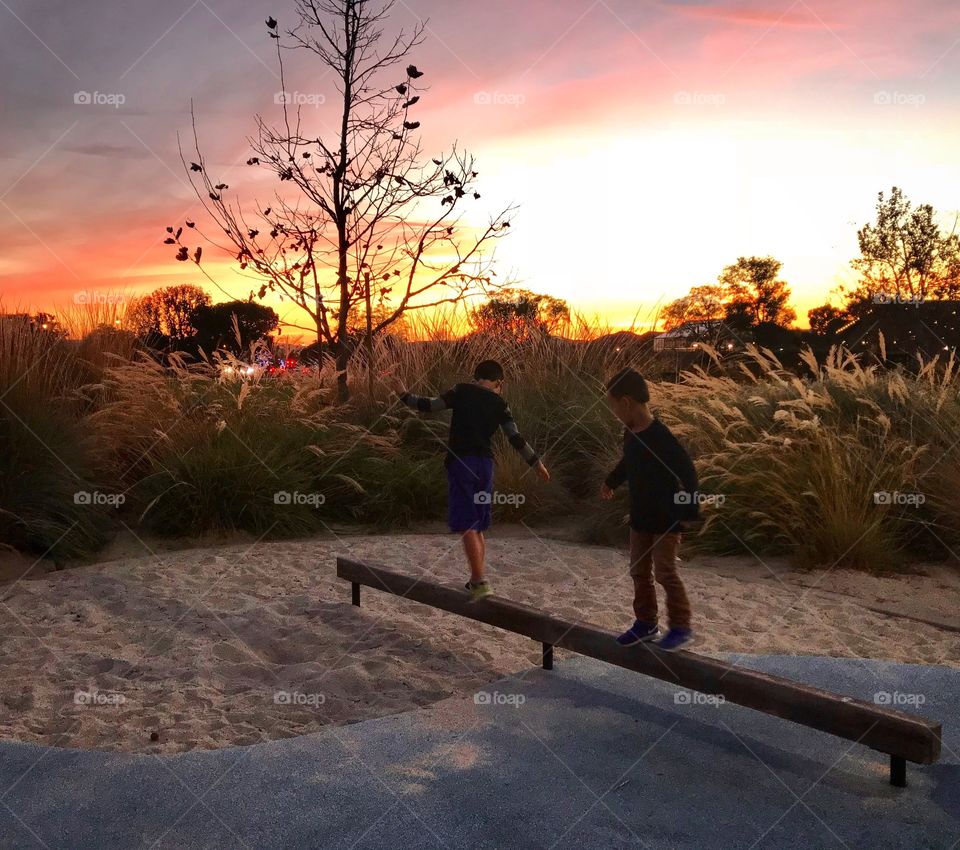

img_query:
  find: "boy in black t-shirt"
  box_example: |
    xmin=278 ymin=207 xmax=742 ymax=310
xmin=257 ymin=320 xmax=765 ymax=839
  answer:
xmin=396 ymin=360 xmax=549 ymax=600
xmin=601 ymin=367 xmax=699 ymax=651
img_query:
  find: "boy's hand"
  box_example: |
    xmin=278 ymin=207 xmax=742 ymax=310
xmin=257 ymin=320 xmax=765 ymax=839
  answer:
xmin=600 ymin=483 xmax=615 ymax=500
xmin=534 ymin=460 xmax=550 ymax=481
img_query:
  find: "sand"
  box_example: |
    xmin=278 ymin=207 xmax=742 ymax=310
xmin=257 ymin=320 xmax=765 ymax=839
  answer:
xmin=0 ymin=531 xmax=957 ymax=753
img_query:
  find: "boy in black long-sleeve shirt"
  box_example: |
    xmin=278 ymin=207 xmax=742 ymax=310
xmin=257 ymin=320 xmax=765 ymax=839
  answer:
xmin=396 ymin=359 xmax=549 ymax=600
xmin=601 ymin=368 xmax=699 ymax=651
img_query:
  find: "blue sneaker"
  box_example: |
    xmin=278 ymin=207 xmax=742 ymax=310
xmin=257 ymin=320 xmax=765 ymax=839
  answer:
xmin=657 ymin=627 xmax=693 ymax=651
xmin=616 ymin=620 xmax=660 ymax=646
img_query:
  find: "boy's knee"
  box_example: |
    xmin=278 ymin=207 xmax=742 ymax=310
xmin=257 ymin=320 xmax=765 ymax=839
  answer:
xmin=653 ymin=562 xmax=679 ymax=583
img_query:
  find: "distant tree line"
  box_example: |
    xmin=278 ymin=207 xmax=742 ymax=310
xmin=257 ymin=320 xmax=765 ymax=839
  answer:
xmin=659 ymin=185 xmax=960 ymax=361
xmin=125 ymin=284 xmax=279 ymax=357
xmin=32 ymin=184 xmax=952 ymax=379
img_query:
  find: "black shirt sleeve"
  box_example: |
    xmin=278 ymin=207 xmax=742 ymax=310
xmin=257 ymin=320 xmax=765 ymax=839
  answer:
xmin=604 ymin=431 xmax=628 ymax=489
xmin=398 ymin=386 xmax=457 ymax=413
xmin=660 ymin=430 xmax=699 ymax=520
xmin=440 ymin=386 xmax=458 ymax=409
xmin=661 ymin=431 xmax=698 ymax=492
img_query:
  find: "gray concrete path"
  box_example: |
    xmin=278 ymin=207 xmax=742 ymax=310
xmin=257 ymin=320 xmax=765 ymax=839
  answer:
xmin=0 ymin=655 xmax=956 ymax=849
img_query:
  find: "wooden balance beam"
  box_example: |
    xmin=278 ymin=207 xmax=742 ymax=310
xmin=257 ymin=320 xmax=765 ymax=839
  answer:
xmin=337 ymin=556 xmax=941 ymax=787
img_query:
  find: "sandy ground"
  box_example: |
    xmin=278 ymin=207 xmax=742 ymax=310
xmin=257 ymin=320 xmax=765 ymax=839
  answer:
xmin=0 ymin=531 xmax=957 ymax=753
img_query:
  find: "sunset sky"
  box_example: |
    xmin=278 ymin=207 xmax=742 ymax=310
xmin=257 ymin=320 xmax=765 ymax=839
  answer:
xmin=2 ymin=0 xmax=959 ymax=333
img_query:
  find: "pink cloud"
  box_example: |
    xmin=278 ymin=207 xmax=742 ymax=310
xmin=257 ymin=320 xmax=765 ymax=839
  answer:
xmin=677 ymin=4 xmax=840 ymax=28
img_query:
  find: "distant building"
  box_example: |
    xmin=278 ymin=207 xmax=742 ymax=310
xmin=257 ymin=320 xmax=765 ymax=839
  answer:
xmin=653 ymin=320 xmax=735 ymax=352
xmin=837 ymin=300 xmax=960 ymax=360
xmin=0 ymin=312 xmax=61 ymax=334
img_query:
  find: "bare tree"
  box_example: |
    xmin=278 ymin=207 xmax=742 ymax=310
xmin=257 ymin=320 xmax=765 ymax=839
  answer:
xmin=166 ymin=0 xmax=514 ymax=400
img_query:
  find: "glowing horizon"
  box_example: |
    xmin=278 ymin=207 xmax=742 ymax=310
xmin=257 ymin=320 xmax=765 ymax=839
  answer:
xmin=3 ymin=0 xmax=959 ymax=333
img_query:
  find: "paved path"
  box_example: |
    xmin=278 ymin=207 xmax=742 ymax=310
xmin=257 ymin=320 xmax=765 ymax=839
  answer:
xmin=0 ymin=655 xmax=956 ymax=849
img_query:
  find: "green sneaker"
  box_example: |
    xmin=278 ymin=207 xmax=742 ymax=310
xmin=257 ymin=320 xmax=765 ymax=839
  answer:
xmin=465 ymin=580 xmax=492 ymax=601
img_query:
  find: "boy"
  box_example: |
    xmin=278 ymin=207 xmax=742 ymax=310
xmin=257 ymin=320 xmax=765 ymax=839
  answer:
xmin=396 ymin=360 xmax=550 ymax=601
xmin=601 ymin=367 xmax=699 ymax=651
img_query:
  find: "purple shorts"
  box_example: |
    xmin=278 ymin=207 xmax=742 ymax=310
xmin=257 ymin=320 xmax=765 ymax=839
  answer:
xmin=446 ymin=455 xmax=495 ymax=532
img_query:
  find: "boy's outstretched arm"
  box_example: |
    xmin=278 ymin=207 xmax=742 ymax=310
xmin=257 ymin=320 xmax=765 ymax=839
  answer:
xmin=500 ymin=406 xmax=550 ymax=480
xmin=397 ymin=387 xmax=456 ymax=413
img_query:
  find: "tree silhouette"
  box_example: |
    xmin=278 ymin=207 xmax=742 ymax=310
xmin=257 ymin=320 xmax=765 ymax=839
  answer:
xmin=846 ymin=186 xmax=960 ymax=313
xmin=168 ymin=0 xmax=514 ymax=400
xmin=720 ymin=256 xmax=796 ymax=328
xmin=662 ymin=285 xmax=725 ymax=331
xmin=127 ymin=284 xmax=211 ymax=340
xmin=807 ymin=304 xmax=848 ymax=336
xmin=190 ymin=301 xmax=280 ymax=355
xmin=470 ymin=289 xmax=570 ymax=342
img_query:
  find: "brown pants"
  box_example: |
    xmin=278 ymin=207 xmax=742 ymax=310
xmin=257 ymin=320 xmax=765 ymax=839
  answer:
xmin=629 ymin=529 xmax=691 ymax=630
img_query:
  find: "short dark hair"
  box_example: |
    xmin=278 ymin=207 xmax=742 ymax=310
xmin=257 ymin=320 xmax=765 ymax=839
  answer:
xmin=606 ymin=367 xmax=649 ymax=403
xmin=474 ymin=359 xmax=504 ymax=382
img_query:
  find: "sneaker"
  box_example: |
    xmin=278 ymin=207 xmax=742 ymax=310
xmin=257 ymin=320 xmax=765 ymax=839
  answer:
xmin=657 ymin=627 xmax=693 ymax=651
xmin=465 ymin=580 xmax=492 ymax=601
xmin=615 ymin=620 xmax=660 ymax=646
